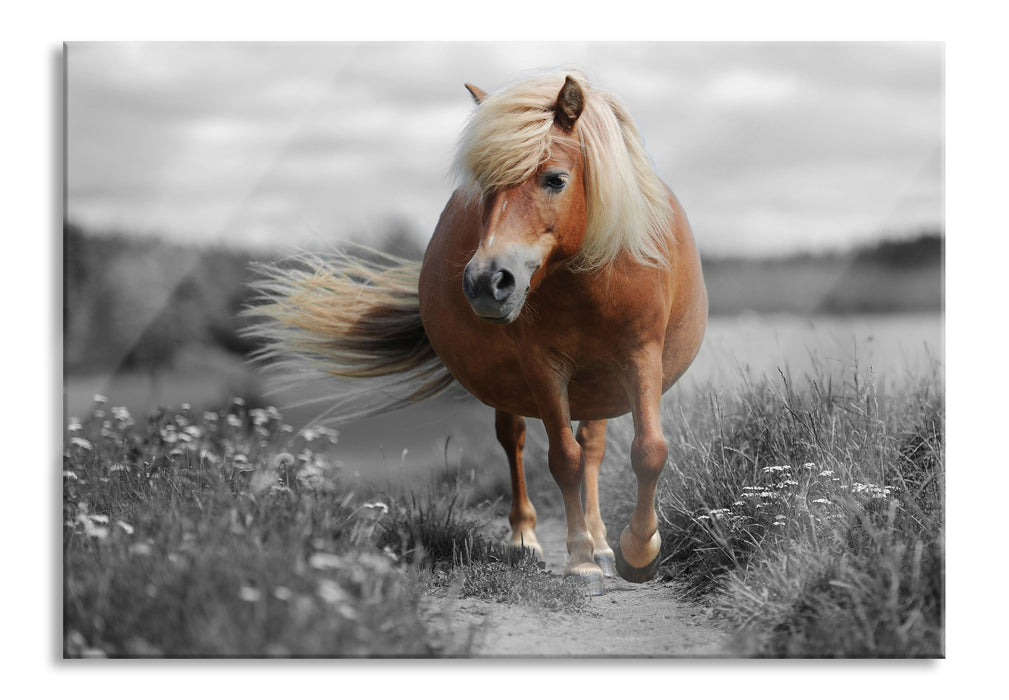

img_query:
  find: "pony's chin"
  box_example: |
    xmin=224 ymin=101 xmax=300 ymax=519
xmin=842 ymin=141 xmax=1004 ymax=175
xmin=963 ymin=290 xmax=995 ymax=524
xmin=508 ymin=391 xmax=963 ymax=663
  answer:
xmin=475 ymin=309 xmax=520 ymax=325
xmin=473 ymin=303 xmax=524 ymax=325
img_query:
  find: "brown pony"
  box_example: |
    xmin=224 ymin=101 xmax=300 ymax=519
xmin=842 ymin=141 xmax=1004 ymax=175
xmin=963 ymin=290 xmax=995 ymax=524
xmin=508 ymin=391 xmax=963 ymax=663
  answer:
xmin=247 ymin=71 xmax=707 ymax=594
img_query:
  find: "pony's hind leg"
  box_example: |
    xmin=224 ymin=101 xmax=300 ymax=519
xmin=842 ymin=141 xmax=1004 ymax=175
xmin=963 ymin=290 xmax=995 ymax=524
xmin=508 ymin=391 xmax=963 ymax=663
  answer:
xmin=577 ymin=419 xmax=616 ymax=577
xmin=495 ymin=409 xmax=542 ymax=558
xmin=615 ymin=349 xmax=668 ymax=583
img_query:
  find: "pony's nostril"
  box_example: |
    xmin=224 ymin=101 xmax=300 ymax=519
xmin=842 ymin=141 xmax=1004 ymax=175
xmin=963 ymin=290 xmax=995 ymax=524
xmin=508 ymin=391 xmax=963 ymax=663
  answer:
xmin=491 ymin=269 xmax=516 ymax=301
xmin=462 ymin=266 xmax=476 ymax=300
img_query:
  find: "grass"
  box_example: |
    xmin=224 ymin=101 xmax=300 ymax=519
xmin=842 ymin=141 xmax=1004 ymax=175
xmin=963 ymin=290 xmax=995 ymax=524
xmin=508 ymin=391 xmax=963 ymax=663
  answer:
xmin=62 ymin=396 xmax=582 ymax=658
xmin=602 ymin=356 xmax=944 ymax=657
xmin=64 ymin=349 xmax=944 ymax=657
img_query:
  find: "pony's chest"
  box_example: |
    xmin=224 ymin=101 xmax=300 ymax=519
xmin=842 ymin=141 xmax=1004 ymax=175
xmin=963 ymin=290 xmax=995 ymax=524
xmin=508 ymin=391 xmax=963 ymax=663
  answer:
xmin=521 ymin=271 xmax=670 ymax=347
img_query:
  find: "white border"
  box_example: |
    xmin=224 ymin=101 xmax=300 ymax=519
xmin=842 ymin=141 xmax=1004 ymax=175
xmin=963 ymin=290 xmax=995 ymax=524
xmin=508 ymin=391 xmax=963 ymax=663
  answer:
xmin=8 ymin=1 xmax=1006 ymax=696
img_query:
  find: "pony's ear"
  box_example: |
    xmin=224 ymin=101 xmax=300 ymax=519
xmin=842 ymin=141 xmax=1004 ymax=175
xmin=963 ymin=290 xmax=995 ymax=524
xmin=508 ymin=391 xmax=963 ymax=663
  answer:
xmin=464 ymin=83 xmax=488 ymax=104
xmin=553 ymin=75 xmax=584 ymax=132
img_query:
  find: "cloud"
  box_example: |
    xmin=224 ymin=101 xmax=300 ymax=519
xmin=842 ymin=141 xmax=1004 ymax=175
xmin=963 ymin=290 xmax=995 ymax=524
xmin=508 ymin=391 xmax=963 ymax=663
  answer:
xmin=701 ymin=68 xmax=799 ymax=106
xmin=66 ymin=42 xmax=943 ymax=256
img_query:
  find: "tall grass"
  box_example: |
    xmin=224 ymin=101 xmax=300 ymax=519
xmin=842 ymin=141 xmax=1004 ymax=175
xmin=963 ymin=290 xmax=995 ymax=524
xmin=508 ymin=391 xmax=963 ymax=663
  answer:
xmin=63 ymin=397 xmax=473 ymax=657
xmin=604 ymin=356 xmax=944 ymax=657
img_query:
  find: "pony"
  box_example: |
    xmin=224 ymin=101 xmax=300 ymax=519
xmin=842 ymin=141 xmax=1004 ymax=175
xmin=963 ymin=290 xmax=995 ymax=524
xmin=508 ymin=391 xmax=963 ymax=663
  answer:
xmin=246 ymin=71 xmax=707 ymax=595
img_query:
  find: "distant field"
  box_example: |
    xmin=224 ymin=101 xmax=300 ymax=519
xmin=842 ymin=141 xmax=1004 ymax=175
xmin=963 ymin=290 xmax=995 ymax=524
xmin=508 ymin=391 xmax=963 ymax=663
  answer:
xmin=703 ymin=255 xmax=942 ymax=315
xmin=681 ymin=311 xmax=943 ymax=391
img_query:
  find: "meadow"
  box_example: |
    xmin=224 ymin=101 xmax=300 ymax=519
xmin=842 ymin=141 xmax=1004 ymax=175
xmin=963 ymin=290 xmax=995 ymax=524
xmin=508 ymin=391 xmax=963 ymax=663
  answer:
xmin=603 ymin=350 xmax=943 ymax=656
xmin=63 ymin=312 xmax=943 ymax=657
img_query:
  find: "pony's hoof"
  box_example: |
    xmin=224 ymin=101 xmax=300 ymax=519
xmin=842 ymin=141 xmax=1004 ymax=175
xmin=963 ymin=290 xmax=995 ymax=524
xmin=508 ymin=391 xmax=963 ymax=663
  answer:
xmin=614 ymin=544 xmax=660 ymax=583
xmin=565 ymin=568 xmax=601 ymax=597
xmin=594 ymin=552 xmax=618 ymax=578
xmin=561 ymin=564 xmax=605 ymax=597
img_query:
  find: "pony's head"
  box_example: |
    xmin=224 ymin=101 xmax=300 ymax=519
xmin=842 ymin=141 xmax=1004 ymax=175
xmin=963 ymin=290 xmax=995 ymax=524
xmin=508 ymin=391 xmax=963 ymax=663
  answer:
xmin=454 ymin=71 xmax=674 ymax=325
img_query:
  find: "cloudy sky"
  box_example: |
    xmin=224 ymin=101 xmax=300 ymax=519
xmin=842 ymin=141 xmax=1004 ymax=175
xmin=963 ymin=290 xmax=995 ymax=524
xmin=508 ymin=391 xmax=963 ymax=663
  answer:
xmin=66 ymin=42 xmax=942 ymax=257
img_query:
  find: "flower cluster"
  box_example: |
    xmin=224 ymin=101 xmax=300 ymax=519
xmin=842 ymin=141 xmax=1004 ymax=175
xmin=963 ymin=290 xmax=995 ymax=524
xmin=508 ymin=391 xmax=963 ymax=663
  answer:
xmin=693 ymin=460 xmax=899 ymax=541
xmin=63 ymin=395 xmax=348 ymax=544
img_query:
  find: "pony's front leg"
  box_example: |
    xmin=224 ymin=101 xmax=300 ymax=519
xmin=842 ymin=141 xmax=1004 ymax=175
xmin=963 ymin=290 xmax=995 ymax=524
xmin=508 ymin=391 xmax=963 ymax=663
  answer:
xmin=548 ymin=420 xmax=606 ymax=594
xmin=522 ymin=368 xmax=605 ymax=595
xmin=494 ymin=409 xmax=542 ymax=558
xmin=577 ymin=419 xmax=616 ymax=577
xmin=615 ymin=348 xmax=669 ymax=583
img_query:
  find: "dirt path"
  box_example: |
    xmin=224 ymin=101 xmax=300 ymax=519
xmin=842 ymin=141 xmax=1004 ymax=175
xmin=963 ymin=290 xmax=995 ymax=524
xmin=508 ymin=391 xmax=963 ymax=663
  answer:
xmin=424 ymin=517 xmax=733 ymax=657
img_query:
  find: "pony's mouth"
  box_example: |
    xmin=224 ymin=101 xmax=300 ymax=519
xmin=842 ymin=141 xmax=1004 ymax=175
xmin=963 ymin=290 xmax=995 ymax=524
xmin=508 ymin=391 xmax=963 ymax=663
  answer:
xmin=473 ymin=305 xmax=522 ymax=325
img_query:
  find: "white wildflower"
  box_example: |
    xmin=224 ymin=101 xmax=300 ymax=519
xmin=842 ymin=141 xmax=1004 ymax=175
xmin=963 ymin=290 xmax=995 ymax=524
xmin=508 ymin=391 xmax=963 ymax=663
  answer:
xmin=238 ymin=585 xmax=262 ymax=603
xmin=70 ymin=437 xmax=93 ymax=451
xmin=77 ymin=513 xmax=109 ymax=539
xmin=272 ymin=452 xmax=295 ymax=470
xmin=273 ymin=586 xmax=293 ymax=601
xmin=129 ymin=542 xmax=153 ymax=556
xmin=309 ymin=552 xmax=344 ymax=570
xmin=316 ymin=579 xmax=348 ymax=604
xmin=362 ymin=501 xmax=389 ymax=515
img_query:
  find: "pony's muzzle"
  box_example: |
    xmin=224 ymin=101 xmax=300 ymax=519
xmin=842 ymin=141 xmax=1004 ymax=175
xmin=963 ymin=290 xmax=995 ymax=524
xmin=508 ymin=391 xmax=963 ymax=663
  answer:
xmin=462 ymin=259 xmax=528 ymax=324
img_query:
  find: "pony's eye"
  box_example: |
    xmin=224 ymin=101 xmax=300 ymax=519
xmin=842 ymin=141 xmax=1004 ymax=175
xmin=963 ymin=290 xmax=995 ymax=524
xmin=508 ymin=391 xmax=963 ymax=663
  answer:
xmin=542 ymin=173 xmax=567 ymax=192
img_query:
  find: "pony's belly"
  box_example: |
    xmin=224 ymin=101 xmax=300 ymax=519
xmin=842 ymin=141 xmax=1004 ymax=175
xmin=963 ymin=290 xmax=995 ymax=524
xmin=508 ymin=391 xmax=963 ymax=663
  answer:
xmin=567 ymin=376 xmax=634 ymax=420
xmin=445 ymin=352 xmax=542 ymax=418
xmin=447 ymin=353 xmax=635 ymax=421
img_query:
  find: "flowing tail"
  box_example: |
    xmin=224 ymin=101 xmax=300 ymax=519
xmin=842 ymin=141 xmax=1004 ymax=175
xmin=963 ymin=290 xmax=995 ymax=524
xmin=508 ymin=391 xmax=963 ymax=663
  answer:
xmin=242 ymin=247 xmax=457 ymax=424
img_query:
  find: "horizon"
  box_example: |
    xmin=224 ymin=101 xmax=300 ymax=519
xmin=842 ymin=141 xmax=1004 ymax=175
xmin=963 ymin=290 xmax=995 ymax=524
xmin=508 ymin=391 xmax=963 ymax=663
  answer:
xmin=64 ymin=216 xmax=943 ymax=263
xmin=66 ymin=42 xmax=943 ymax=259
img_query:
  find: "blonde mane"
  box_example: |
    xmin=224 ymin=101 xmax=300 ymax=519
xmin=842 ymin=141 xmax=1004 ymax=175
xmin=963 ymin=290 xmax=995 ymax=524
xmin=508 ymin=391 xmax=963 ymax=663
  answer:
xmin=454 ymin=71 xmax=675 ymax=270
